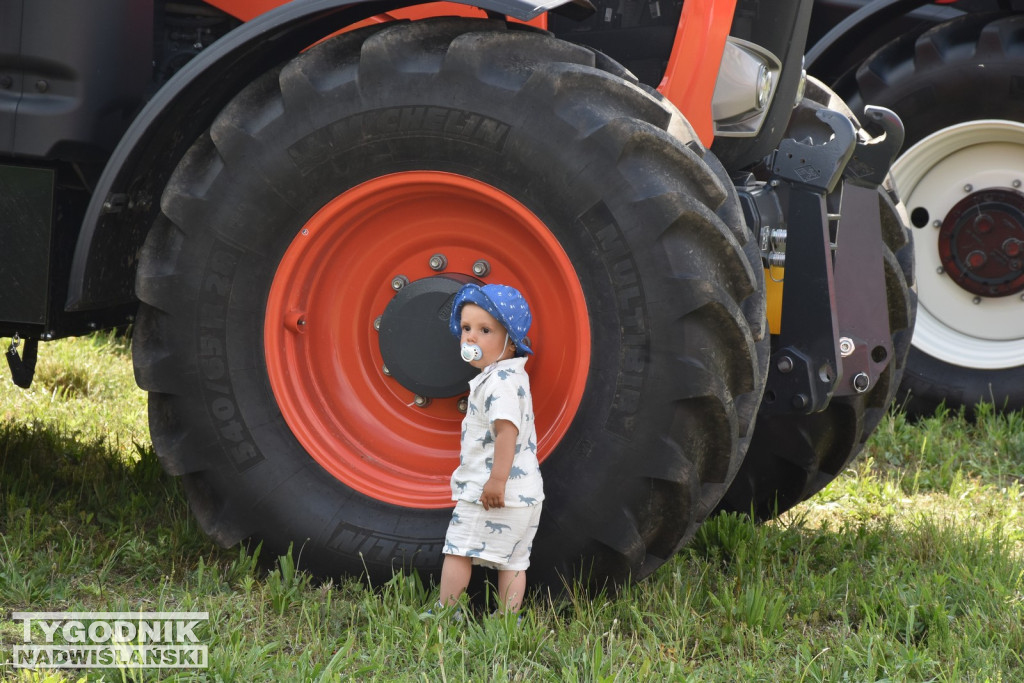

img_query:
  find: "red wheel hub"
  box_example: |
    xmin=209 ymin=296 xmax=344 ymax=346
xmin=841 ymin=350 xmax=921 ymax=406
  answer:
xmin=264 ymin=171 xmax=590 ymax=508
xmin=938 ymin=188 xmax=1024 ymax=297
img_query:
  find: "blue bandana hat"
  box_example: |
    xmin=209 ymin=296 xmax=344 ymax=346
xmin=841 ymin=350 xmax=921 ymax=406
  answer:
xmin=449 ymin=283 xmax=533 ymax=356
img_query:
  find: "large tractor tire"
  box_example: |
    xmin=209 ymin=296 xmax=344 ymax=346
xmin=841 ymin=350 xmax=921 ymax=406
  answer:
xmin=835 ymin=12 xmax=1024 ymax=418
xmin=716 ymin=76 xmax=916 ymax=520
xmin=132 ymin=18 xmax=766 ymax=589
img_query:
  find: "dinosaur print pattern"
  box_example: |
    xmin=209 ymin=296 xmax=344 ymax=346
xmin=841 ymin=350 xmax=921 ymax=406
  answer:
xmin=443 ymin=500 xmax=543 ymax=570
xmin=449 ymin=357 xmax=543 ymax=508
xmin=444 ymin=357 xmax=543 ymax=570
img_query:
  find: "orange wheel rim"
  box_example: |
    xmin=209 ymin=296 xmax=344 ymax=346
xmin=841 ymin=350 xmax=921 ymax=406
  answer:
xmin=264 ymin=171 xmax=590 ymax=508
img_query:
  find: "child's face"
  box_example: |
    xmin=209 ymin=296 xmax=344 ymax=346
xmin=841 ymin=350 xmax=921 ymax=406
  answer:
xmin=460 ymin=303 xmax=515 ymax=369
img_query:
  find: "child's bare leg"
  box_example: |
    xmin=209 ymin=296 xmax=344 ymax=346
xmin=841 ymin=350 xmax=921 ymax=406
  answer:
xmin=497 ymin=569 xmax=526 ymax=614
xmin=439 ymin=554 xmax=472 ymax=606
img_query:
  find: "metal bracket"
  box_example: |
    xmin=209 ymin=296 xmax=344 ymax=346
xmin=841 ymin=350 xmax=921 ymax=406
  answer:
xmin=6 ymin=334 xmax=39 ymax=389
xmin=831 ymin=182 xmax=896 ymax=396
xmin=843 ymin=106 xmax=905 ymax=189
xmin=759 ymin=183 xmax=841 ymax=415
xmin=759 ymin=108 xmax=860 ymax=415
xmin=770 ymin=108 xmax=857 ymax=193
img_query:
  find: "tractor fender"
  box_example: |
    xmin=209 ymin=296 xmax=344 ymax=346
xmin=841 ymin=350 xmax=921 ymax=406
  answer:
xmin=805 ymin=0 xmax=960 ymax=84
xmin=66 ymin=0 xmax=591 ymax=312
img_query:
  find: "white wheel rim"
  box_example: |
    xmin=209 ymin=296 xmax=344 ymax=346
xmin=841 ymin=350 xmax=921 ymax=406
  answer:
xmin=892 ymin=119 xmax=1024 ymax=369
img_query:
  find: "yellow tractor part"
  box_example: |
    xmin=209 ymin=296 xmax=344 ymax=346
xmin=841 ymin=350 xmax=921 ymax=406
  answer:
xmin=765 ymin=267 xmax=784 ymax=335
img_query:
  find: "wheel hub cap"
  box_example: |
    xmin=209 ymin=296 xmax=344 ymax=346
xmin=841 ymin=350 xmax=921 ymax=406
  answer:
xmin=938 ymin=189 xmax=1024 ymax=297
xmin=378 ymin=274 xmax=478 ymax=398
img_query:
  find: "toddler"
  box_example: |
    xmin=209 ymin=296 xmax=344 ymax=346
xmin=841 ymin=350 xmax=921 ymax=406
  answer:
xmin=437 ymin=283 xmax=543 ymax=614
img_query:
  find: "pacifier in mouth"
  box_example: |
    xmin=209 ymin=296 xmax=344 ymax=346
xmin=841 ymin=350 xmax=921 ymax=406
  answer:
xmin=460 ymin=343 xmax=483 ymax=362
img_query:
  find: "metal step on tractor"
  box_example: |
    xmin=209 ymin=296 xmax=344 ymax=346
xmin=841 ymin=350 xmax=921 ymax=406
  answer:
xmin=809 ymin=0 xmax=1024 ymax=418
xmin=1 ymin=0 xmax=914 ymax=589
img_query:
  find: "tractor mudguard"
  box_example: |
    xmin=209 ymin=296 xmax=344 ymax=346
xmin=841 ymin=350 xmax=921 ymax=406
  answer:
xmin=805 ymin=0 xmax=956 ymax=79
xmin=65 ymin=0 xmax=593 ymax=313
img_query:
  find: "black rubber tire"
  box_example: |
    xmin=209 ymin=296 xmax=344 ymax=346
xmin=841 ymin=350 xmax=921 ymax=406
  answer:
xmin=716 ymin=76 xmax=916 ymax=520
xmin=133 ymin=19 xmax=765 ymax=589
xmin=834 ymin=12 xmax=1024 ymax=418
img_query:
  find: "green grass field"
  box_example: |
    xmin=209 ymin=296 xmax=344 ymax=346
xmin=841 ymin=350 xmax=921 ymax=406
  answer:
xmin=1 ymin=333 xmax=1022 ymax=681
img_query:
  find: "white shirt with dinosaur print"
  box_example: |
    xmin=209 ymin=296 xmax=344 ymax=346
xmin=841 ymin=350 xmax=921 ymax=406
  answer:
xmin=450 ymin=357 xmax=544 ymax=507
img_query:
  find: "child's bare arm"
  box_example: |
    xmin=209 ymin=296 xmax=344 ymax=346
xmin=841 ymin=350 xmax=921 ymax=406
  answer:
xmin=481 ymin=419 xmax=518 ymax=510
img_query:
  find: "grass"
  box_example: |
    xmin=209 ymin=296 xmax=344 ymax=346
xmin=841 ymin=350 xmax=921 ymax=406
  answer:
xmin=1 ymin=333 xmax=1022 ymax=681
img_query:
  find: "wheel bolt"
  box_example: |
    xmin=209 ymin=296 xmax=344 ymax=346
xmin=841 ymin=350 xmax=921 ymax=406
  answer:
xmin=429 ymin=254 xmax=448 ymax=271
xmin=391 ymin=275 xmax=409 ymax=291
xmin=373 ymin=316 xmax=382 ymax=331
xmin=1014 ymin=179 xmax=1022 ymax=189
xmin=972 ymin=297 xmax=982 ymax=305
xmin=472 ymin=260 xmax=491 ymax=277
xmin=382 ymin=364 xmax=391 ymax=376
xmin=964 ymin=184 xmax=973 ymax=193
xmin=776 ymin=356 xmax=794 ymax=373
xmin=457 ymin=398 xmax=468 ymax=413
xmin=413 ymin=395 xmax=431 ymax=408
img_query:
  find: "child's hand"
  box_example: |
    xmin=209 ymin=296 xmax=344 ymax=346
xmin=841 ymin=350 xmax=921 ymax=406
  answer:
xmin=481 ymin=478 xmax=506 ymax=510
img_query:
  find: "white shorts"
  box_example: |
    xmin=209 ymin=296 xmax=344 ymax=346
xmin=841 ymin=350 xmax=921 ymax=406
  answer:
xmin=443 ymin=500 xmax=542 ymax=571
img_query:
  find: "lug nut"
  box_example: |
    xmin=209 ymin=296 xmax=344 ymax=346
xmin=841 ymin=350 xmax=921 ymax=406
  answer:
xmin=472 ymin=260 xmax=491 ymax=277
xmin=391 ymin=275 xmax=409 ymax=291
xmin=382 ymin=365 xmax=391 ymax=376
xmin=428 ymin=254 xmax=448 ymax=271
xmin=964 ymin=184 xmax=973 ymax=193
xmin=776 ymin=356 xmax=794 ymax=373
xmin=457 ymin=398 xmax=468 ymax=413
xmin=413 ymin=395 xmax=431 ymax=408
xmin=373 ymin=316 xmax=382 ymax=331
